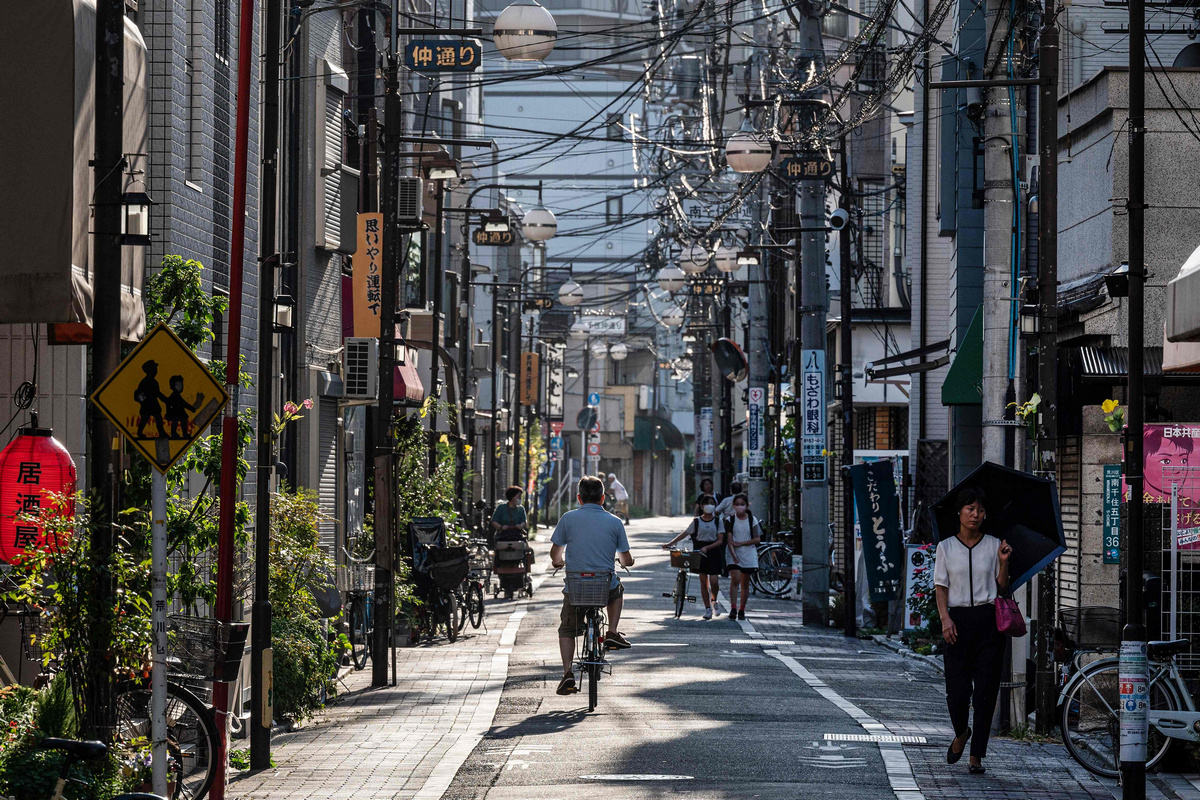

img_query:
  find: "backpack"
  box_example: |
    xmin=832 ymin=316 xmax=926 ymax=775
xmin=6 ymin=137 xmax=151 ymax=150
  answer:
xmin=689 ymin=516 xmax=720 ymax=544
xmin=724 ymin=512 xmax=757 ymax=539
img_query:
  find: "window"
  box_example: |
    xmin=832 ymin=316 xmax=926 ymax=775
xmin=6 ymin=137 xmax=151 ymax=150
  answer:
xmin=316 ymin=61 xmax=357 ymax=253
xmin=606 ymin=113 xmax=624 ymax=141
xmin=605 ymin=195 xmax=623 ymax=224
xmin=185 ymin=0 xmax=202 ymax=182
xmin=215 ymin=0 xmax=231 ymax=64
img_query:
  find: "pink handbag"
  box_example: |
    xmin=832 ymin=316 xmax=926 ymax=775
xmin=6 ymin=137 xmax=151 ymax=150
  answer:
xmin=995 ymin=596 xmax=1027 ymax=637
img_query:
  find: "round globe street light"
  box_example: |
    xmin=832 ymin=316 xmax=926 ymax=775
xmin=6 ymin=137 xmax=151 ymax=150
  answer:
xmin=522 ymin=202 xmax=557 ymax=242
xmin=609 ymin=342 xmax=629 ymax=361
xmin=590 ymin=341 xmax=609 ymax=360
xmin=656 ymin=264 xmax=687 ymax=293
xmin=494 ymin=0 xmax=558 ymax=62
xmin=725 ymin=119 xmax=773 ymax=174
xmin=714 ymin=243 xmax=738 ymax=273
xmin=679 ymin=242 xmax=711 ymax=274
xmin=662 ymin=305 xmax=685 ymax=327
xmin=558 ymin=280 xmax=584 ymax=306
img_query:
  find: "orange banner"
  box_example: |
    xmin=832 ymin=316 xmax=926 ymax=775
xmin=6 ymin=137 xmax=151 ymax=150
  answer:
xmin=352 ymin=213 xmax=384 ymax=337
xmin=520 ymin=352 xmax=540 ymax=406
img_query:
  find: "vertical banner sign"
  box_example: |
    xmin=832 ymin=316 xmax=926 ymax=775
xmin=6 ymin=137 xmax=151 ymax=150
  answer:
xmin=747 ymin=387 xmax=765 ymax=478
xmin=697 ymin=406 xmax=714 ymax=471
xmin=1119 ymin=641 xmax=1149 ymax=761
xmin=546 ymin=342 xmax=565 ymax=421
xmin=1104 ymin=464 xmax=1122 ymax=564
xmin=352 ymin=212 xmax=384 ymax=338
xmin=904 ymin=544 xmax=935 ymax=630
xmin=520 ymin=352 xmax=540 ymax=406
xmin=802 ymin=350 xmax=826 ymax=483
xmin=849 ymin=459 xmax=903 ymax=602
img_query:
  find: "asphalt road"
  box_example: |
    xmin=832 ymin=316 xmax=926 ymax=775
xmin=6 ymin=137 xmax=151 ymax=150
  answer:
xmin=442 ymin=516 xmax=905 ymax=800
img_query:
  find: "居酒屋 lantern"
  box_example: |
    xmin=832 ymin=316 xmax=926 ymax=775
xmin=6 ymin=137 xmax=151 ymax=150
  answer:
xmin=0 ymin=426 xmax=77 ymax=563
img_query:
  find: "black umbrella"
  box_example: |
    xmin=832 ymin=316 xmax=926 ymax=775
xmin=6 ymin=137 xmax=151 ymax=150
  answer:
xmin=931 ymin=461 xmax=1067 ymax=591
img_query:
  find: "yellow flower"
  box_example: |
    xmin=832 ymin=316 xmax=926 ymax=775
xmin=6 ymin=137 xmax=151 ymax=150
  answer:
xmin=1102 ymin=399 xmax=1119 ymax=414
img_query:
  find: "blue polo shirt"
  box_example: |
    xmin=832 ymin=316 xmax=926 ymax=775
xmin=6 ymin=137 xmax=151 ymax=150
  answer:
xmin=551 ymin=503 xmax=630 ymax=590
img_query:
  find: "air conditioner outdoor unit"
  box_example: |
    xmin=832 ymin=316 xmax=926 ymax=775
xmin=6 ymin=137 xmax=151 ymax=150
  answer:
xmin=396 ymin=177 xmax=424 ymax=230
xmin=343 ymin=337 xmax=379 ymax=400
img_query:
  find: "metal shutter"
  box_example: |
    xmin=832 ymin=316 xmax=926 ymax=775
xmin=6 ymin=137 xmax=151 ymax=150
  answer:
xmin=318 ymin=400 xmax=339 ymax=555
xmin=1056 ymin=436 xmax=1083 ymax=609
xmin=320 ymin=90 xmax=343 ymax=249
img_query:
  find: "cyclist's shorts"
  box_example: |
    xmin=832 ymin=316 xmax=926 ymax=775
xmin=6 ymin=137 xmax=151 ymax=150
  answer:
xmin=559 ymin=583 xmax=624 ymax=637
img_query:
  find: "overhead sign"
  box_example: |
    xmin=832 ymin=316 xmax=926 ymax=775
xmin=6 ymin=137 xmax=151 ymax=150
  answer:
xmin=747 ymin=387 xmax=765 ymax=478
xmin=403 ymin=39 xmax=482 ymax=73
xmin=850 ymin=459 xmax=903 ymax=602
xmin=520 ymin=352 xmax=540 ymax=406
xmin=546 ymin=343 xmax=565 ymax=421
xmin=91 ymin=322 xmax=229 ymax=473
xmin=570 ymin=315 xmax=627 ymax=337
xmin=352 ymin=212 xmax=383 ymax=338
xmin=780 ymin=154 xmax=834 ymax=180
xmin=472 ymin=228 xmax=514 ymax=246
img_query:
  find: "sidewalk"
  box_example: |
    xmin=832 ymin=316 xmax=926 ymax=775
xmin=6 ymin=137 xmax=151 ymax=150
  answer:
xmin=740 ymin=607 xmax=1200 ymax=800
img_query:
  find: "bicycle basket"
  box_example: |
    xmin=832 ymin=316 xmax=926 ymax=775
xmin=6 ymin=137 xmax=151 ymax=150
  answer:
xmin=167 ymin=615 xmax=251 ymax=683
xmin=565 ymin=571 xmax=612 ymax=607
xmin=428 ymin=546 xmax=470 ymax=592
xmin=1059 ymin=606 xmax=1121 ymax=650
xmin=669 ymin=550 xmax=703 ymax=571
xmin=22 ymin=608 xmax=60 ymax=667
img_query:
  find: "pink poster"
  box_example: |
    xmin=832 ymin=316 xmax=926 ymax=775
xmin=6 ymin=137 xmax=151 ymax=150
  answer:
xmin=1128 ymin=424 xmax=1200 ymax=548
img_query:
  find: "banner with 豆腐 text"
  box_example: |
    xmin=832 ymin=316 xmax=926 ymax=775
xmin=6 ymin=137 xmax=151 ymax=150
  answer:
xmin=850 ymin=459 xmax=903 ymax=602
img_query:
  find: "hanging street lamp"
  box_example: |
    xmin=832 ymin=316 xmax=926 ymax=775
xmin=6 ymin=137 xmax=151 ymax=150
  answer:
xmin=558 ymin=280 xmax=584 ymax=306
xmin=714 ymin=243 xmax=738 ymax=273
xmin=609 ymin=342 xmax=629 ymax=361
xmin=656 ymin=264 xmax=687 ymax=292
xmin=662 ymin=305 xmax=685 ymax=327
xmin=522 ymin=202 xmax=557 ymax=241
xmin=494 ymin=0 xmax=558 ymax=62
xmin=725 ymin=119 xmax=773 ymax=174
xmin=679 ymin=241 xmax=711 ymax=274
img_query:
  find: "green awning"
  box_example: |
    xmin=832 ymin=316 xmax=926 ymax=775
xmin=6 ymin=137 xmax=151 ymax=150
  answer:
xmin=633 ymin=414 xmax=684 ymax=450
xmin=941 ymin=306 xmax=983 ymax=406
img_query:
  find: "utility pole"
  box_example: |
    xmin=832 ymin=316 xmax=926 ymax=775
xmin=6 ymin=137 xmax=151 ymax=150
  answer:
xmin=581 ymin=339 xmax=591 ymax=478
xmin=489 ymin=284 xmax=500 ymax=507
xmin=1122 ymin=0 xmax=1148 ymax=788
xmin=721 ymin=291 xmax=734 ymax=494
xmin=747 ymin=189 xmax=770 ymax=518
xmin=250 ymin=0 xmax=282 ymax=770
xmin=839 ymin=138 xmax=856 ymax=638
xmin=428 ymin=178 xmax=446 ymax=471
xmin=1034 ymin=13 xmax=1059 ymax=737
xmin=86 ymin=0 xmax=124 ymax=742
xmin=373 ymin=47 xmax=401 ymax=688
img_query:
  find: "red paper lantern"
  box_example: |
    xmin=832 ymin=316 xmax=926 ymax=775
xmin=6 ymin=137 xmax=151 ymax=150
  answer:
xmin=0 ymin=427 xmax=77 ymax=564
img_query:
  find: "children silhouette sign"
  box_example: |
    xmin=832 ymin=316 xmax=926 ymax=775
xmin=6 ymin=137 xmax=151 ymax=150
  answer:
xmin=91 ymin=323 xmax=228 ymax=473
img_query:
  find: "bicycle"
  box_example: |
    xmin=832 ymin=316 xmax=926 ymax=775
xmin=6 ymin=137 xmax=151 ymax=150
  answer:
xmin=567 ymin=570 xmax=613 ymax=712
xmin=35 ymin=737 xmax=165 ymax=800
xmin=751 ymin=530 xmax=794 ymax=598
xmin=455 ymin=542 xmax=489 ymax=633
xmin=341 ymin=547 xmax=375 ymax=670
xmin=662 ymin=548 xmax=698 ymax=618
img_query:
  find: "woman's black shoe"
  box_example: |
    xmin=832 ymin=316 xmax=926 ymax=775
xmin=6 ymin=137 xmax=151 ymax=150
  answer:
xmin=968 ymin=764 xmax=986 ymax=775
xmin=946 ymin=729 xmax=971 ymax=764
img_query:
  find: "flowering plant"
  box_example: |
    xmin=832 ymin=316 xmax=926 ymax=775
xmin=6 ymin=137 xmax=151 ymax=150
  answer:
xmin=274 ymin=398 xmax=314 ymax=438
xmin=1102 ymin=399 xmax=1124 ymax=433
xmin=1007 ymin=392 xmax=1041 ymax=438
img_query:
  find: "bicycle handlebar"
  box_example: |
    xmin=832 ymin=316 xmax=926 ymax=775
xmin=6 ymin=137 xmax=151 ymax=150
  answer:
xmin=341 ymin=546 xmax=376 ymax=564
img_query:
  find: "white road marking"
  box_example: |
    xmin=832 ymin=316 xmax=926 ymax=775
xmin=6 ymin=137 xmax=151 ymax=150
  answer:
xmin=579 ymin=774 xmax=695 ymax=781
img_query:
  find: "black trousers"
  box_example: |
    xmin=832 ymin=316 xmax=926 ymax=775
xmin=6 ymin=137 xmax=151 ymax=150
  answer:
xmin=943 ymin=603 xmax=1005 ymax=759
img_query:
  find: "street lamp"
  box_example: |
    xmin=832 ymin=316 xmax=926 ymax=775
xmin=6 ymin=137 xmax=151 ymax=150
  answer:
xmin=736 ymin=249 xmax=760 ymax=267
xmin=120 ymin=190 xmax=154 ymax=246
xmin=725 ymin=119 xmax=773 ymax=174
xmin=609 ymin=342 xmax=629 ymax=361
xmin=425 ymin=148 xmax=461 ymax=181
xmin=662 ymin=305 xmax=685 ymax=327
xmin=522 ymin=202 xmax=557 ymax=241
xmin=714 ymin=243 xmax=738 ymax=273
xmin=558 ymin=280 xmax=584 ymax=306
xmin=494 ymin=0 xmax=558 ymax=62
xmin=656 ymin=264 xmax=687 ymax=292
xmin=590 ymin=341 xmax=609 ymax=360
xmin=680 ymin=241 xmax=711 ymax=274
xmin=483 ymin=211 xmax=511 ymax=233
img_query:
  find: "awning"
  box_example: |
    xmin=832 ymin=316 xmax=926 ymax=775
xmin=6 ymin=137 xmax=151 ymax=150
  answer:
xmin=633 ymin=414 xmax=684 ymax=450
xmin=393 ymin=361 xmax=425 ymax=407
xmin=1167 ymin=242 xmax=1200 ymax=343
xmin=1077 ymin=346 xmax=1165 ymax=380
xmin=941 ymin=307 xmax=983 ymax=406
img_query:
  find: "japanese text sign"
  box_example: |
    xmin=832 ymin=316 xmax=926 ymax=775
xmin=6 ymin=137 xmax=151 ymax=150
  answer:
xmin=1127 ymin=424 xmax=1200 ymax=549
xmin=472 ymin=228 xmax=515 ymax=246
xmin=546 ymin=343 xmax=565 ymax=421
xmin=801 ymin=350 xmax=826 ymax=485
xmin=780 ymin=154 xmax=834 ymax=180
xmin=352 ymin=212 xmax=383 ymax=338
xmin=404 ymin=40 xmax=482 ymax=73
xmin=1104 ymin=464 xmax=1121 ymax=564
xmin=520 ymin=352 xmax=540 ymax=406
xmin=90 ymin=322 xmax=229 ymax=473
xmin=697 ymin=406 xmax=714 ymax=470
xmin=850 ymin=459 xmax=903 ymax=602
xmin=748 ymin=387 xmax=765 ymax=478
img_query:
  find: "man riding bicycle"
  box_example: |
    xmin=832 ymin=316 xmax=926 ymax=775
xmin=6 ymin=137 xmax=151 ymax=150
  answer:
xmin=550 ymin=475 xmax=635 ymax=696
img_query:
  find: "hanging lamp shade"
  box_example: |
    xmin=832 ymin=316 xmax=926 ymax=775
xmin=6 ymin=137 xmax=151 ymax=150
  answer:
xmin=725 ymin=122 xmax=773 ymax=173
xmin=662 ymin=305 xmax=685 ymax=327
xmin=714 ymin=243 xmax=738 ymax=273
xmin=522 ymin=203 xmax=558 ymax=242
xmin=0 ymin=427 xmax=77 ymax=564
xmin=609 ymin=342 xmax=629 ymax=361
xmin=558 ymin=280 xmax=584 ymax=306
xmin=656 ymin=265 xmax=687 ymax=292
xmin=590 ymin=341 xmax=609 ymax=360
xmin=494 ymin=0 xmax=558 ymax=62
xmin=679 ymin=242 xmax=711 ymax=274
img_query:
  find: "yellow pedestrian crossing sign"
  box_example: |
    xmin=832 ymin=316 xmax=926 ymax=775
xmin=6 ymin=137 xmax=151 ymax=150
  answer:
xmin=90 ymin=322 xmax=229 ymax=473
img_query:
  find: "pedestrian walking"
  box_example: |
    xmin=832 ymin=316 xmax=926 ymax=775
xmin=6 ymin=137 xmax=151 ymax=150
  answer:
xmin=607 ymin=473 xmax=631 ymax=523
xmin=723 ymin=494 xmax=761 ymax=620
xmin=934 ymin=486 xmax=1012 ymax=775
xmin=660 ymin=494 xmax=725 ymax=619
xmin=713 ymin=481 xmax=742 ymax=519
xmin=491 ymin=486 xmax=528 ymax=540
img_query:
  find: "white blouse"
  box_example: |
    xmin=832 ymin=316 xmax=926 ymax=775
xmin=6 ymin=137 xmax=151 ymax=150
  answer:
xmin=933 ymin=534 xmax=1002 ymax=608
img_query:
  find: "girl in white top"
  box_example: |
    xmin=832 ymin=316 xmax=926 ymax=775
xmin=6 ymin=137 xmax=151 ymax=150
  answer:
xmin=932 ymin=486 xmax=1012 ymax=775
xmin=723 ymin=494 xmax=761 ymax=621
xmin=661 ymin=494 xmax=725 ymax=619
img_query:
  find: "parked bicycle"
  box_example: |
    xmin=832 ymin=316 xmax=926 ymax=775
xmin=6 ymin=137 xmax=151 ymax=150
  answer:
xmin=751 ymin=529 xmax=794 ymax=598
xmin=342 ymin=547 xmax=374 ymax=670
xmin=36 ymin=737 xmax=166 ymax=800
xmin=662 ymin=548 xmax=699 ymax=618
xmin=455 ymin=540 xmax=490 ymax=633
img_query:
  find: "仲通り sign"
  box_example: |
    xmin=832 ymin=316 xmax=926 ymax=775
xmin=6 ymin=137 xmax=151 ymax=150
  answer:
xmin=404 ymin=40 xmax=482 ymax=72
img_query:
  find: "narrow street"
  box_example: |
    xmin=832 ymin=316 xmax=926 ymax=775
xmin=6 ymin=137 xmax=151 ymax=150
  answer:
xmin=232 ymin=518 xmax=1194 ymax=800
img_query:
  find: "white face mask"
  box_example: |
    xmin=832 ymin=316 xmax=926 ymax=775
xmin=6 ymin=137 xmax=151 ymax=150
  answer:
xmin=702 ymin=504 xmax=715 ymax=515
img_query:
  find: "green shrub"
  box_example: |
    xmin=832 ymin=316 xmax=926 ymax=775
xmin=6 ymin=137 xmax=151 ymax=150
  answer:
xmin=271 ymin=615 xmax=338 ymax=723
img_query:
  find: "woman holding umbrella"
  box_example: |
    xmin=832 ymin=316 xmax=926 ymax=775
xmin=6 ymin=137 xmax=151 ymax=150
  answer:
xmin=934 ymin=487 xmax=1012 ymax=774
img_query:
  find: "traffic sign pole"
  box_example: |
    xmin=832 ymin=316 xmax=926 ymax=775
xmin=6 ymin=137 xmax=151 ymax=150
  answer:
xmin=151 ymin=470 xmax=167 ymax=797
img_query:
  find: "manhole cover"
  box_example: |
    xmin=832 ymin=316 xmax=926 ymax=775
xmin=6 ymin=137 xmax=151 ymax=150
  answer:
xmin=580 ymin=774 xmax=695 ymax=781
xmin=824 ymin=733 xmax=927 ymax=744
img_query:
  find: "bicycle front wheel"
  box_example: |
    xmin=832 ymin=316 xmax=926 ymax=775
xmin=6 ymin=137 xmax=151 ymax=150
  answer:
xmin=443 ymin=591 xmax=460 ymax=643
xmin=752 ymin=545 xmax=793 ymax=597
xmin=586 ymin=612 xmax=602 ymax=712
xmin=349 ymin=597 xmax=370 ymax=669
xmin=467 ymin=581 xmax=485 ymax=629
xmin=116 ymin=681 xmax=218 ymax=800
xmin=674 ymin=570 xmax=687 ymax=618
xmin=1061 ymin=660 xmax=1176 ymax=778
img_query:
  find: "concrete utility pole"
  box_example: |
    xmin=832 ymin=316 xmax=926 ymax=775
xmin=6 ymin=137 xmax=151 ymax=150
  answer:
xmin=838 ymin=138 xmax=856 ymax=639
xmin=747 ymin=190 xmax=771 ymax=516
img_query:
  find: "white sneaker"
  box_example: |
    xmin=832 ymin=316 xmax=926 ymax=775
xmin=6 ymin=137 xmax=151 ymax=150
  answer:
xmin=713 ymin=601 xmax=723 ymax=615
xmin=703 ymin=607 xmax=713 ymax=620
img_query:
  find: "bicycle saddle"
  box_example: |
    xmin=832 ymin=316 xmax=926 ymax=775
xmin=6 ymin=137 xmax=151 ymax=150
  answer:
xmin=38 ymin=738 xmax=107 ymax=761
xmin=1148 ymin=639 xmax=1190 ymax=658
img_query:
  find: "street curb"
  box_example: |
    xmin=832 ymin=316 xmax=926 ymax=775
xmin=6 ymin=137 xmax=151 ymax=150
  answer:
xmin=871 ymin=634 xmax=945 ymax=675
